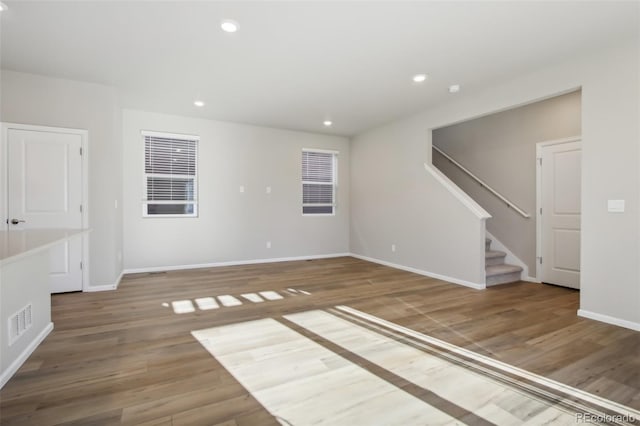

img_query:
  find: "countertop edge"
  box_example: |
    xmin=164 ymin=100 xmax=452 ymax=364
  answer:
xmin=0 ymin=229 xmax=91 ymax=266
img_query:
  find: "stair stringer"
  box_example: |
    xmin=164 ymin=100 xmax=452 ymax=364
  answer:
xmin=485 ymin=230 xmax=538 ymax=282
xmin=424 ymin=163 xmax=489 ymax=288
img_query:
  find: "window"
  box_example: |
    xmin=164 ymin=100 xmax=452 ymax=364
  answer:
xmin=142 ymin=131 xmax=198 ymax=217
xmin=302 ymin=149 xmax=337 ymax=215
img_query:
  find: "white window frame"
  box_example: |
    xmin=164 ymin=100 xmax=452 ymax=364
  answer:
xmin=302 ymin=148 xmax=338 ymax=216
xmin=141 ymin=130 xmax=199 ymax=218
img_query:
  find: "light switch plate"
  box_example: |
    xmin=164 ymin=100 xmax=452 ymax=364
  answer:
xmin=607 ymin=199 xmax=625 ymax=213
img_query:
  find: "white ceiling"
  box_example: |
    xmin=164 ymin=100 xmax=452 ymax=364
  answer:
xmin=1 ymin=1 xmax=637 ymax=136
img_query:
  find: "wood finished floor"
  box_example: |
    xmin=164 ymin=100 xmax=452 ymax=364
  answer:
xmin=0 ymin=256 xmax=638 ymax=425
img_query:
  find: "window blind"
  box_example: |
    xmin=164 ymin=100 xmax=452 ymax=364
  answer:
xmin=143 ymin=133 xmax=198 ymax=216
xmin=302 ymin=150 xmax=337 ymax=215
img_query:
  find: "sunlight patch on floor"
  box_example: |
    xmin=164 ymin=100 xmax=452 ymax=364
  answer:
xmin=193 ymin=318 xmax=456 ymax=425
xmin=285 ymin=310 xmax=574 ymax=425
xmin=193 ymin=309 xmax=638 ymax=425
xmin=162 ymin=288 xmax=312 ymax=314
xmin=241 ymin=293 xmax=265 ymax=303
xmin=171 ymin=300 xmax=195 ymax=314
xmin=218 ymin=295 xmax=243 ymax=307
xmin=259 ymin=291 xmax=284 ymax=301
xmin=195 ymin=297 xmax=219 ymax=310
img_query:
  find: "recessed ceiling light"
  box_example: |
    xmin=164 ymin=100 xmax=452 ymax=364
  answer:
xmin=194 ymin=100 xmax=205 ymax=107
xmin=221 ymin=20 xmax=239 ymax=33
xmin=448 ymin=84 xmax=461 ymax=93
xmin=412 ymin=74 xmax=428 ymax=83
xmin=0 ymin=2 xmax=8 ymax=12
xmin=323 ymin=120 xmax=333 ymax=127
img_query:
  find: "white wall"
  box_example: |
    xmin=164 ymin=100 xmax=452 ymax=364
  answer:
xmin=122 ymin=109 xmax=349 ymax=271
xmin=0 ymin=251 xmax=50 ymax=386
xmin=0 ymin=70 xmax=123 ymax=289
xmin=351 ymin=39 xmax=639 ymax=329
xmin=350 ymin=118 xmax=487 ymax=287
xmin=433 ymin=91 xmax=582 ymax=277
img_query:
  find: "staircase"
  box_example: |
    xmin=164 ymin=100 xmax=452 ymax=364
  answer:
xmin=485 ymin=238 xmax=523 ymax=286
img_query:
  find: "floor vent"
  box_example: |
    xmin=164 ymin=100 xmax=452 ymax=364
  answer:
xmin=9 ymin=303 xmax=33 ymax=346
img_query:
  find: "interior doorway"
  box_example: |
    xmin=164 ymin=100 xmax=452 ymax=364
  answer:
xmin=2 ymin=123 xmax=89 ymax=293
xmin=536 ymin=138 xmax=582 ymax=289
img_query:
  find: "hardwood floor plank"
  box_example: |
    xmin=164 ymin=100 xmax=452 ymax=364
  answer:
xmin=170 ymin=394 xmax=278 ymax=426
xmin=1 ymin=256 xmax=638 ymax=425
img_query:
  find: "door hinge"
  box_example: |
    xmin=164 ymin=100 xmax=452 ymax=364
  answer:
xmin=538 ymin=257 xmax=543 ymax=264
xmin=80 ymin=147 xmax=83 ymax=156
xmin=80 ymin=261 xmax=83 ymax=270
xmin=80 ymin=204 xmax=83 ymax=213
xmin=539 ymin=208 xmax=542 ymax=215
xmin=537 ymin=157 xmax=542 ymax=165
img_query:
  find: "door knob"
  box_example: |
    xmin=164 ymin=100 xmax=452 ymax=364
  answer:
xmin=10 ymin=219 xmax=26 ymax=225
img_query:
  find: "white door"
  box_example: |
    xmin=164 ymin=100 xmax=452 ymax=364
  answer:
xmin=540 ymin=141 xmax=581 ymax=289
xmin=7 ymin=128 xmax=84 ymax=293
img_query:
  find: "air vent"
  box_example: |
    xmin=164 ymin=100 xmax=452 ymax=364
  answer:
xmin=8 ymin=303 xmax=33 ymax=346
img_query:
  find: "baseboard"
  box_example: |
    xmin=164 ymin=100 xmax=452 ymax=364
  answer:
xmin=1 ymin=322 xmax=54 ymax=389
xmin=350 ymin=253 xmax=486 ymax=290
xmin=522 ymin=276 xmax=541 ymax=283
xmin=577 ymin=309 xmax=640 ymax=332
xmin=123 ymin=253 xmax=352 ymax=275
xmin=85 ymin=270 xmax=123 ymax=292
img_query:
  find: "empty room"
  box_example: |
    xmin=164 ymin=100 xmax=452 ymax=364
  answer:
xmin=0 ymin=1 xmax=638 ymax=425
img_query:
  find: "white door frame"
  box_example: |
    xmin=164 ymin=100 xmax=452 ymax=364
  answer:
xmin=1 ymin=122 xmax=90 ymax=291
xmin=535 ymin=136 xmax=581 ymax=281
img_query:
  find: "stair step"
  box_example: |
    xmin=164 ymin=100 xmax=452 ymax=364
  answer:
xmin=486 ymin=264 xmax=522 ymax=276
xmin=485 ymin=238 xmax=491 ymax=251
xmin=486 ymin=264 xmax=523 ymax=286
xmin=485 ymin=250 xmax=507 ymax=266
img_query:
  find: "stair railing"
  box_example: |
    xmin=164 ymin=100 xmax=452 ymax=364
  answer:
xmin=432 ymin=145 xmax=530 ymax=218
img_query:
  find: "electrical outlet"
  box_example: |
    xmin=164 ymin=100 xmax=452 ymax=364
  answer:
xmin=266 ymin=186 xmax=272 ymax=194
xmin=391 ymin=244 xmax=396 ymax=252
xmin=608 ymin=199 xmax=625 ymax=213
xmin=239 ymin=185 xmax=245 ymax=193
xmin=266 ymin=241 xmax=271 ymax=249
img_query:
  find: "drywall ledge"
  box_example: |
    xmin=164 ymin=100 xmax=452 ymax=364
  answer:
xmin=424 ymin=163 xmax=491 ymax=220
xmin=350 ymin=253 xmax=486 ymax=290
